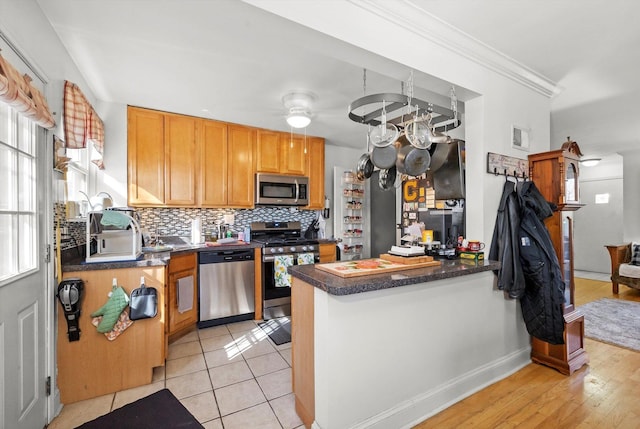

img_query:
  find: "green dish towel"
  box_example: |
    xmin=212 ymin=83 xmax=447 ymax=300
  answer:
xmin=91 ymin=285 xmax=129 ymax=333
xmin=100 ymin=210 xmax=130 ymax=229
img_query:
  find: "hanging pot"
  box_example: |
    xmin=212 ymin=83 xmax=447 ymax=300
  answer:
xmin=404 ymin=117 xmax=432 ymax=149
xmin=378 ymin=165 xmax=397 ymax=191
xmin=370 ymin=144 xmax=397 ymax=169
xmin=356 ymin=153 xmax=374 ymax=181
xmin=396 ymin=136 xmax=431 ymax=177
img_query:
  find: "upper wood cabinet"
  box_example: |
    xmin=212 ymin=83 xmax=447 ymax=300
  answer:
xmin=128 ymin=107 xmax=165 ymax=206
xmin=306 ymin=136 xmax=325 ymax=210
xmin=255 ymin=129 xmax=281 ymax=173
xmin=281 ymin=133 xmax=307 ymax=175
xmin=165 ymin=114 xmax=197 ymax=206
xmin=227 ymin=125 xmax=256 ymax=208
xmin=199 ymin=120 xmax=228 ymax=206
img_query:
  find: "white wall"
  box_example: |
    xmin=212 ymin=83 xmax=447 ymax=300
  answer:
xmin=622 ymin=150 xmax=640 ymax=242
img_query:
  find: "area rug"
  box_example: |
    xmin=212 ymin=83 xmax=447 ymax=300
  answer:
xmin=578 ymin=298 xmax=640 ymax=352
xmin=76 ymin=388 xmax=203 ymax=429
xmin=258 ymin=317 xmax=291 ymax=345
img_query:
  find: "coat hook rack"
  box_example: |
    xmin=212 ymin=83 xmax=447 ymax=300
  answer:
xmin=486 ymin=152 xmax=528 ymax=179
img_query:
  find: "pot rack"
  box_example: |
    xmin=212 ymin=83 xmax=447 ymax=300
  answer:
xmin=347 ymin=92 xmax=461 ymax=133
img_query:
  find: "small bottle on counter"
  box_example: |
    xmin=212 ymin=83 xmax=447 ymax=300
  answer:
xmin=244 ymin=226 xmax=250 ymax=242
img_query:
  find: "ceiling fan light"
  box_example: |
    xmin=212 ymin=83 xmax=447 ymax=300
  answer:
xmin=581 ymin=158 xmax=601 ymax=167
xmin=286 ymin=109 xmax=311 ymax=128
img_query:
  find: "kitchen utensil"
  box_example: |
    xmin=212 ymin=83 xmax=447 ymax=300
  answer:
xmin=396 ymin=141 xmax=431 ymax=176
xmin=368 ymin=100 xmax=399 ymax=147
xmin=405 ymin=116 xmax=432 ymax=149
xmin=378 ymin=165 xmax=397 ymax=190
xmin=370 ymin=144 xmax=397 ymax=169
xmin=433 ymin=140 xmax=465 ymax=200
xmin=356 ymin=153 xmax=374 ymax=181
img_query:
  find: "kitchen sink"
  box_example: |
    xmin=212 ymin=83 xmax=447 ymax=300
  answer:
xmin=157 ymin=236 xmax=193 ymax=249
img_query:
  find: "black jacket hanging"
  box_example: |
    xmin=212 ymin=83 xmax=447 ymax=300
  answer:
xmin=517 ymin=181 xmax=565 ymax=345
xmin=489 ymin=180 xmax=525 ymax=299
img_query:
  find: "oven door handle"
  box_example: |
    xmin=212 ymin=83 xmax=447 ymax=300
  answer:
xmin=263 ymin=253 xmax=319 ymax=263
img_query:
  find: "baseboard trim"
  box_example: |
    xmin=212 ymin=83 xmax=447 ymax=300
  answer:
xmin=342 ymin=346 xmax=532 ymax=429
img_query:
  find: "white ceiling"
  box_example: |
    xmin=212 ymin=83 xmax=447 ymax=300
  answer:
xmin=36 ymin=0 xmax=640 ymax=157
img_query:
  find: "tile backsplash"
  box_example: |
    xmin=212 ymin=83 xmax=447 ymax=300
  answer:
xmin=55 ymin=205 xmax=320 ymax=248
xmin=137 ymin=206 xmax=319 ymax=238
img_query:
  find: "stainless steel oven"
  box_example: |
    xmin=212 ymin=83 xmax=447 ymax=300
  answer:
xmin=251 ymin=221 xmax=319 ymax=320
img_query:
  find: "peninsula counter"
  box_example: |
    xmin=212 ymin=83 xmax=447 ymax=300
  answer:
xmin=289 ymin=259 xmax=531 ymax=429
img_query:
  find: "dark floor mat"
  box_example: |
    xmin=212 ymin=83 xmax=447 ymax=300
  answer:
xmin=76 ymin=388 xmax=203 ymax=429
xmin=258 ymin=317 xmax=291 ymax=345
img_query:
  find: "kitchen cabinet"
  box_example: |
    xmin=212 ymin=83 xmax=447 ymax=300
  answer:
xmin=199 ymin=119 xmax=228 ymax=206
xmin=57 ymin=266 xmax=166 ymax=403
xmin=281 ymin=133 xmax=307 ymax=175
xmin=227 ymin=124 xmax=256 ymax=207
xmin=255 ymin=129 xmax=281 ymax=173
xmin=165 ymin=113 xmax=197 ymax=205
xmin=128 ymin=107 xmax=254 ymax=208
xmin=127 ymin=107 xmax=165 ymax=206
xmin=528 ymin=141 xmax=589 ymax=375
xmin=306 ymin=136 xmax=325 ymax=209
xmin=319 ymin=242 xmax=336 ymax=263
xmin=167 ymin=253 xmax=198 ymax=339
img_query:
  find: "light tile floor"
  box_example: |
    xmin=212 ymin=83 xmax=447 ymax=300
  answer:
xmin=48 ymin=319 xmax=303 ymax=429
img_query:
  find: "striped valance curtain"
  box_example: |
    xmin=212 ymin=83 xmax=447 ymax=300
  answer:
xmin=0 ymin=51 xmax=55 ymax=129
xmin=64 ymin=80 xmax=105 ymax=169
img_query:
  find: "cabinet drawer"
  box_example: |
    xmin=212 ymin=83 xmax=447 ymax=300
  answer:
xmin=169 ymin=252 xmax=197 ymax=273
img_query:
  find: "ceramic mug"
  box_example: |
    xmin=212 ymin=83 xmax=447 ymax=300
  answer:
xmin=468 ymin=241 xmax=485 ymax=251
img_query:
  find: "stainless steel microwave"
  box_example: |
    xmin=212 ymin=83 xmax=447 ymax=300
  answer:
xmin=255 ymin=173 xmax=309 ymax=206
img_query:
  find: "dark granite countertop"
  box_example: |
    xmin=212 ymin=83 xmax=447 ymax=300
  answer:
xmin=62 ymin=242 xmax=263 ymax=272
xmin=289 ymin=259 xmax=500 ymax=296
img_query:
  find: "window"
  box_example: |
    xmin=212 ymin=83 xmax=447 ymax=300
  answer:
xmin=0 ymin=102 xmax=39 ymax=283
xmin=66 ymin=146 xmax=89 ymax=206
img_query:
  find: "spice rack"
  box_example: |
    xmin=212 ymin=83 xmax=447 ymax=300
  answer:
xmin=339 ymin=170 xmax=365 ymax=259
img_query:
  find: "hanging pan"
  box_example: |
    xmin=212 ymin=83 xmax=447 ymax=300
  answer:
xmin=396 ymin=136 xmax=431 ymax=177
xmin=378 ymin=165 xmax=397 ymax=191
xmin=356 ymin=153 xmax=374 ymax=181
xmin=370 ymin=144 xmax=397 ymax=169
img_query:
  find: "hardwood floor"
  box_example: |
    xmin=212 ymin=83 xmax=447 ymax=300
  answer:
xmin=413 ymin=278 xmax=640 ymax=429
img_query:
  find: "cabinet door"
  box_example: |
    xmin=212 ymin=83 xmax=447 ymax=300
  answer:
xmin=227 ymin=125 xmax=256 ymax=207
xmin=255 ymin=129 xmax=281 ymax=173
xmin=199 ymin=120 xmax=228 ymax=206
xmin=128 ymin=107 xmax=165 ymax=206
xmin=165 ymin=114 xmax=197 ymax=205
xmin=168 ymin=253 xmax=198 ymax=335
xmin=281 ymin=133 xmax=307 ymax=175
xmin=306 ymin=137 xmax=325 ymax=209
xmin=319 ymin=243 xmax=336 ymax=263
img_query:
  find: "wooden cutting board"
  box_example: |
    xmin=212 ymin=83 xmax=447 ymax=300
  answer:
xmin=379 ymin=253 xmax=436 ymax=264
xmin=315 ymin=258 xmax=441 ymax=278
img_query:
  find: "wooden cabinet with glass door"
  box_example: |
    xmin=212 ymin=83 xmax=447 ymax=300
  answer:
xmin=528 ymin=139 xmax=588 ymax=375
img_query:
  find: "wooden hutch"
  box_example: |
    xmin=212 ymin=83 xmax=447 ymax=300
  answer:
xmin=527 ymin=137 xmax=589 ymax=375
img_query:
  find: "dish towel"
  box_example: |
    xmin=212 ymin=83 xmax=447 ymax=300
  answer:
xmin=100 ymin=210 xmax=130 ymax=229
xmin=297 ymin=252 xmax=315 ymax=265
xmin=274 ymin=255 xmax=294 ymax=287
xmin=177 ymin=276 xmax=194 ymax=313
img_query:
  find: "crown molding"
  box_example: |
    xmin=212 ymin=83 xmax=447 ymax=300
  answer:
xmin=348 ymin=0 xmax=560 ymax=98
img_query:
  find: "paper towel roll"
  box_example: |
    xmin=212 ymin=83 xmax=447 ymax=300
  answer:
xmin=191 ymin=218 xmax=202 ymax=244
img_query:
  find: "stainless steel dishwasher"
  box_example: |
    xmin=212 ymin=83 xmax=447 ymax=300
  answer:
xmin=198 ymin=248 xmax=255 ymax=328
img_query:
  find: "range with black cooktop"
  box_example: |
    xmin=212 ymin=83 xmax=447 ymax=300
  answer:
xmin=251 ymin=221 xmax=319 ymax=320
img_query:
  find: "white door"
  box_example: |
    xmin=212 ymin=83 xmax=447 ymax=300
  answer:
xmin=0 ymin=100 xmax=48 ymax=428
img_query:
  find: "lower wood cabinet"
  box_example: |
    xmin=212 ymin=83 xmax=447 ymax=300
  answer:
xmin=167 ymin=253 xmax=198 ymax=338
xmin=319 ymin=243 xmax=337 ymax=263
xmin=57 ymin=267 xmax=166 ymax=403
